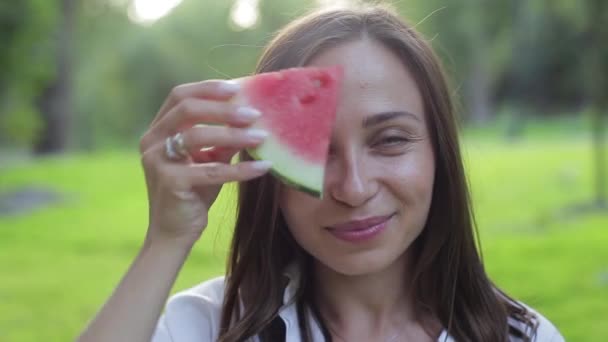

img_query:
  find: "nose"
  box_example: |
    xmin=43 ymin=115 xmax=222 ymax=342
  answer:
xmin=326 ymin=151 xmax=377 ymax=207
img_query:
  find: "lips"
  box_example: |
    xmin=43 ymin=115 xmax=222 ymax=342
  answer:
xmin=327 ymin=214 xmax=394 ymax=231
xmin=325 ymin=213 xmax=394 ymax=243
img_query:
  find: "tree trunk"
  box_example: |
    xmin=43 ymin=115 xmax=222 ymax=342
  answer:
xmin=467 ymin=31 xmax=492 ymax=125
xmin=591 ymin=109 xmax=607 ymax=208
xmin=34 ymin=0 xmax=74 ymax=154
xmin=587 ymin=0 xmax=607 ymax=208
xmin=462 ymin=1 xmax=493 ymax=125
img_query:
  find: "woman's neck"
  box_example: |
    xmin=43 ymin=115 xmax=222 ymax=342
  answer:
xmin=313 ymin=251 xmax=424 ymax=340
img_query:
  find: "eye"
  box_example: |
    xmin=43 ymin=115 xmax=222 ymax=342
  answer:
xmin=376 ymin=135 xmax=410 ymax=146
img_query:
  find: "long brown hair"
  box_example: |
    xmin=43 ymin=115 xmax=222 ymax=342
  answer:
xmin=219 ymin=3 xmax=538 ymax=341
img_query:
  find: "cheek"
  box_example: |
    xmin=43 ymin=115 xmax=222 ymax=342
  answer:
xmin=280 ymin=187 xmax=320 ymax=235
xmin=379 ymin=149 xmax=435 ymax=204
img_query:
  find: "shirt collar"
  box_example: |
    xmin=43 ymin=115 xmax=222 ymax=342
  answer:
xmin=281 ymin=262 xmax=301 ymax=306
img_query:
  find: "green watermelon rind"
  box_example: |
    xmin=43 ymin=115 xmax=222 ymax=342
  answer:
xmin=246 ymin=150 xmax=321 ymax=198
xmin=246 ymin=142 xmax=324 ymax=198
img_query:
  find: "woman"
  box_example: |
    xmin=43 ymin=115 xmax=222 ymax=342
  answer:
xmin=78 ymin=3 xmax=564 ymax=342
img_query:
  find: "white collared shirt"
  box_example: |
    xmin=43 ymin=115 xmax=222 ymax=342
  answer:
xmin=152 ymin=266 xmax=564 ymax=341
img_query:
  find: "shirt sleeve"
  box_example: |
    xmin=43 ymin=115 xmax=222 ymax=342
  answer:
xmin=548 ymin=330 xmax=566 ymax=342
xmin=149 ymin=277 xmax=226 ymax=342
xmin=535 ymin=323 xmax=565 ymax=342
xmin=507 ymin=302 xmax=565 ymax=342
xmin=151 ymin=315 xmax=174 ymax=342
xmin=531 ymin=309 xmax=565 ymax=342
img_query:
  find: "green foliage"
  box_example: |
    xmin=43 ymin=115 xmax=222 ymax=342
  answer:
xmin=0 ymin=0 xmax=58 ymax=147
xmin=395 ymin=0 xmax=605 ymax=114
xmin=0 ymin=94 xmax=43 ymax=145
xmin=71 ymin=0 xmax=314 ymax=149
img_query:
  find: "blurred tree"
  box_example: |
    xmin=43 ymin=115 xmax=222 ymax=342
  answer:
xmin=397 ymin=0 xmax=511 ymax=124
xmin=72 ymin=0 xmax=313 ymax=149
xmin=502 ymin=0 xmax=543 ymax=138
xmin=549 ymin=0 xmax=607 ymax=208
xmin=397 ymin=0 xmax=595 ymax=122
xmin=34 ymin=0 xmax=76 ymax=154
xmin=584 ymin=0 xmax=607 ymax=208
xmin=0 ymin=0 xmax=57 ymax=149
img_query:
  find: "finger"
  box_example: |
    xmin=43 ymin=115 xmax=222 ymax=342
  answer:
xmin=180 ymin=125 xmax=267 ymax=156
xmin=143 ymin=140 xmax=271 ymax=191
xmin=150 ymin=98 xmax=261 ymax=138
xmin=173 ymin=160 xmax=273 ymax=186
xmin=141 ymin=129 xmax=257 ymax=168
xmin=191 ymin=146 xmax=240 ymax=164
xmin=151 ymin=80 xmax=241 ymax=127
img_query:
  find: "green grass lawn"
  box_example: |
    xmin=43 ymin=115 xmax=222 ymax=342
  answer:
xmin=1 ymin=131 xmax=607 ymax=341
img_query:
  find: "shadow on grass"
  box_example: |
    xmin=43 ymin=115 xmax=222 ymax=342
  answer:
xmin=0 ymin=186 xmax=68 ymax=216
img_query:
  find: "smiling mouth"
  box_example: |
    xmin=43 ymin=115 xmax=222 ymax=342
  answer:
xmin=327 ymin=213 xmax=396 ymax=232
xmin=325 ymin=213 xmax=396 ymax=242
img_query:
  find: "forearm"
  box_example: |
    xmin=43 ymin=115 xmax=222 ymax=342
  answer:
xmin=77 ymin=239 xmax=192 ymax=342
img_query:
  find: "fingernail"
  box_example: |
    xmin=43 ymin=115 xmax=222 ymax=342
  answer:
xmin=245 ymin=129 xmax=268 ymax=140
xmin=236 ymin=107 xmax=261 ymax=120
xmin=251 ymin=160 xmax=273 ymax=170
xmin=219 ymin=80 xmax=240 ymax=94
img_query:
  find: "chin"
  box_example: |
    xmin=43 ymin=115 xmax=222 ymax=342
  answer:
xmin=315 ymin=248 xmax=404 ymax=277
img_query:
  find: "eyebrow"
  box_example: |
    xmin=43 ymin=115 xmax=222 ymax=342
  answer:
xmin=362 ymin=111 xmax=421 ymax=128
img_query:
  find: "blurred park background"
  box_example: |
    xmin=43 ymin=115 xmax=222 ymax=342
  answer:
xmin=1 ymin=0 xmax=607 ymax=341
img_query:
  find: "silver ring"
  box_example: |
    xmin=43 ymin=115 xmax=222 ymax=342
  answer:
xmin=165 ymin=132 xmax=189 ymax=161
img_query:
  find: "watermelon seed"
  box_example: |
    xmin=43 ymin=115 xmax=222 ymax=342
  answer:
xmin=300 ymin=94 xmax=316 ymax=104
xmin=313 ymin=76 xmax=330 ymax=88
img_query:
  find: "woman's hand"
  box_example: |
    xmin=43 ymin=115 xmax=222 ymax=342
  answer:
xmin=78 ymin=79 xmax=272 ymax=342
xmin=138 ymin=79 xmax=271 ymax=248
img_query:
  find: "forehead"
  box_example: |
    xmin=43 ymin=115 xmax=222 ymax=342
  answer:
xmin=307 ymin=39 xmax=424 ymax=124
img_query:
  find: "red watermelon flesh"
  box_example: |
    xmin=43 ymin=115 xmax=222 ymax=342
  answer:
xmin=232 ymin=65 xmax=343 ymax=197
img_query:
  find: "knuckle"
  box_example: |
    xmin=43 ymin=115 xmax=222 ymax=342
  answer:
xmin=203 ymin=163 xmax=226 ymax=182
xmin=180 ymin=130 xmax=195 ymax=150
xmin=231 ymin=166 xmax=245 ymax=181
xmin=237 ymin=162 xmax=258 ymax=178
xmin=140 ymin=148 xmax=157 ymax=170
xmin=169 ymin=85 xmax=187 ymax=102
xmin=230 ymin=127 xmax=249 ymax=140
xmin=226 ymin=104 xmax=243 ymax=121
xmin=139 ymin=132 xmax=156 ymax=154
xmin=177 ymin=98 xmax=219 ymax=124
xmin=157 ymin=165 xmax=176 ymax=185
xmin=139 ymin=135 xmax=148 ymax=153
xmin=205 ymin=80 xmax=222 ymax=93
xmin=176 ymin=98 xmax=197 ymax=118
xmin=188 ymin=125 xmax=206 ymax=143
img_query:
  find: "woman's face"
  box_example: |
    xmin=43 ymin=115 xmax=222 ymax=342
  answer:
xmin=280 ymin=39 xmax=436 ymax=276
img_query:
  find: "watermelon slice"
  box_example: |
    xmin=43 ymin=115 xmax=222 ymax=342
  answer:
xmin=231 ymin=66 xmax=343 ymax=198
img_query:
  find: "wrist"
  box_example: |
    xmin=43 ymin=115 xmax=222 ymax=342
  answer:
xmin=144 ymin=227 xmax=200 ymax=252
xmin=142 ymin=234 xmax=196 ymax=259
